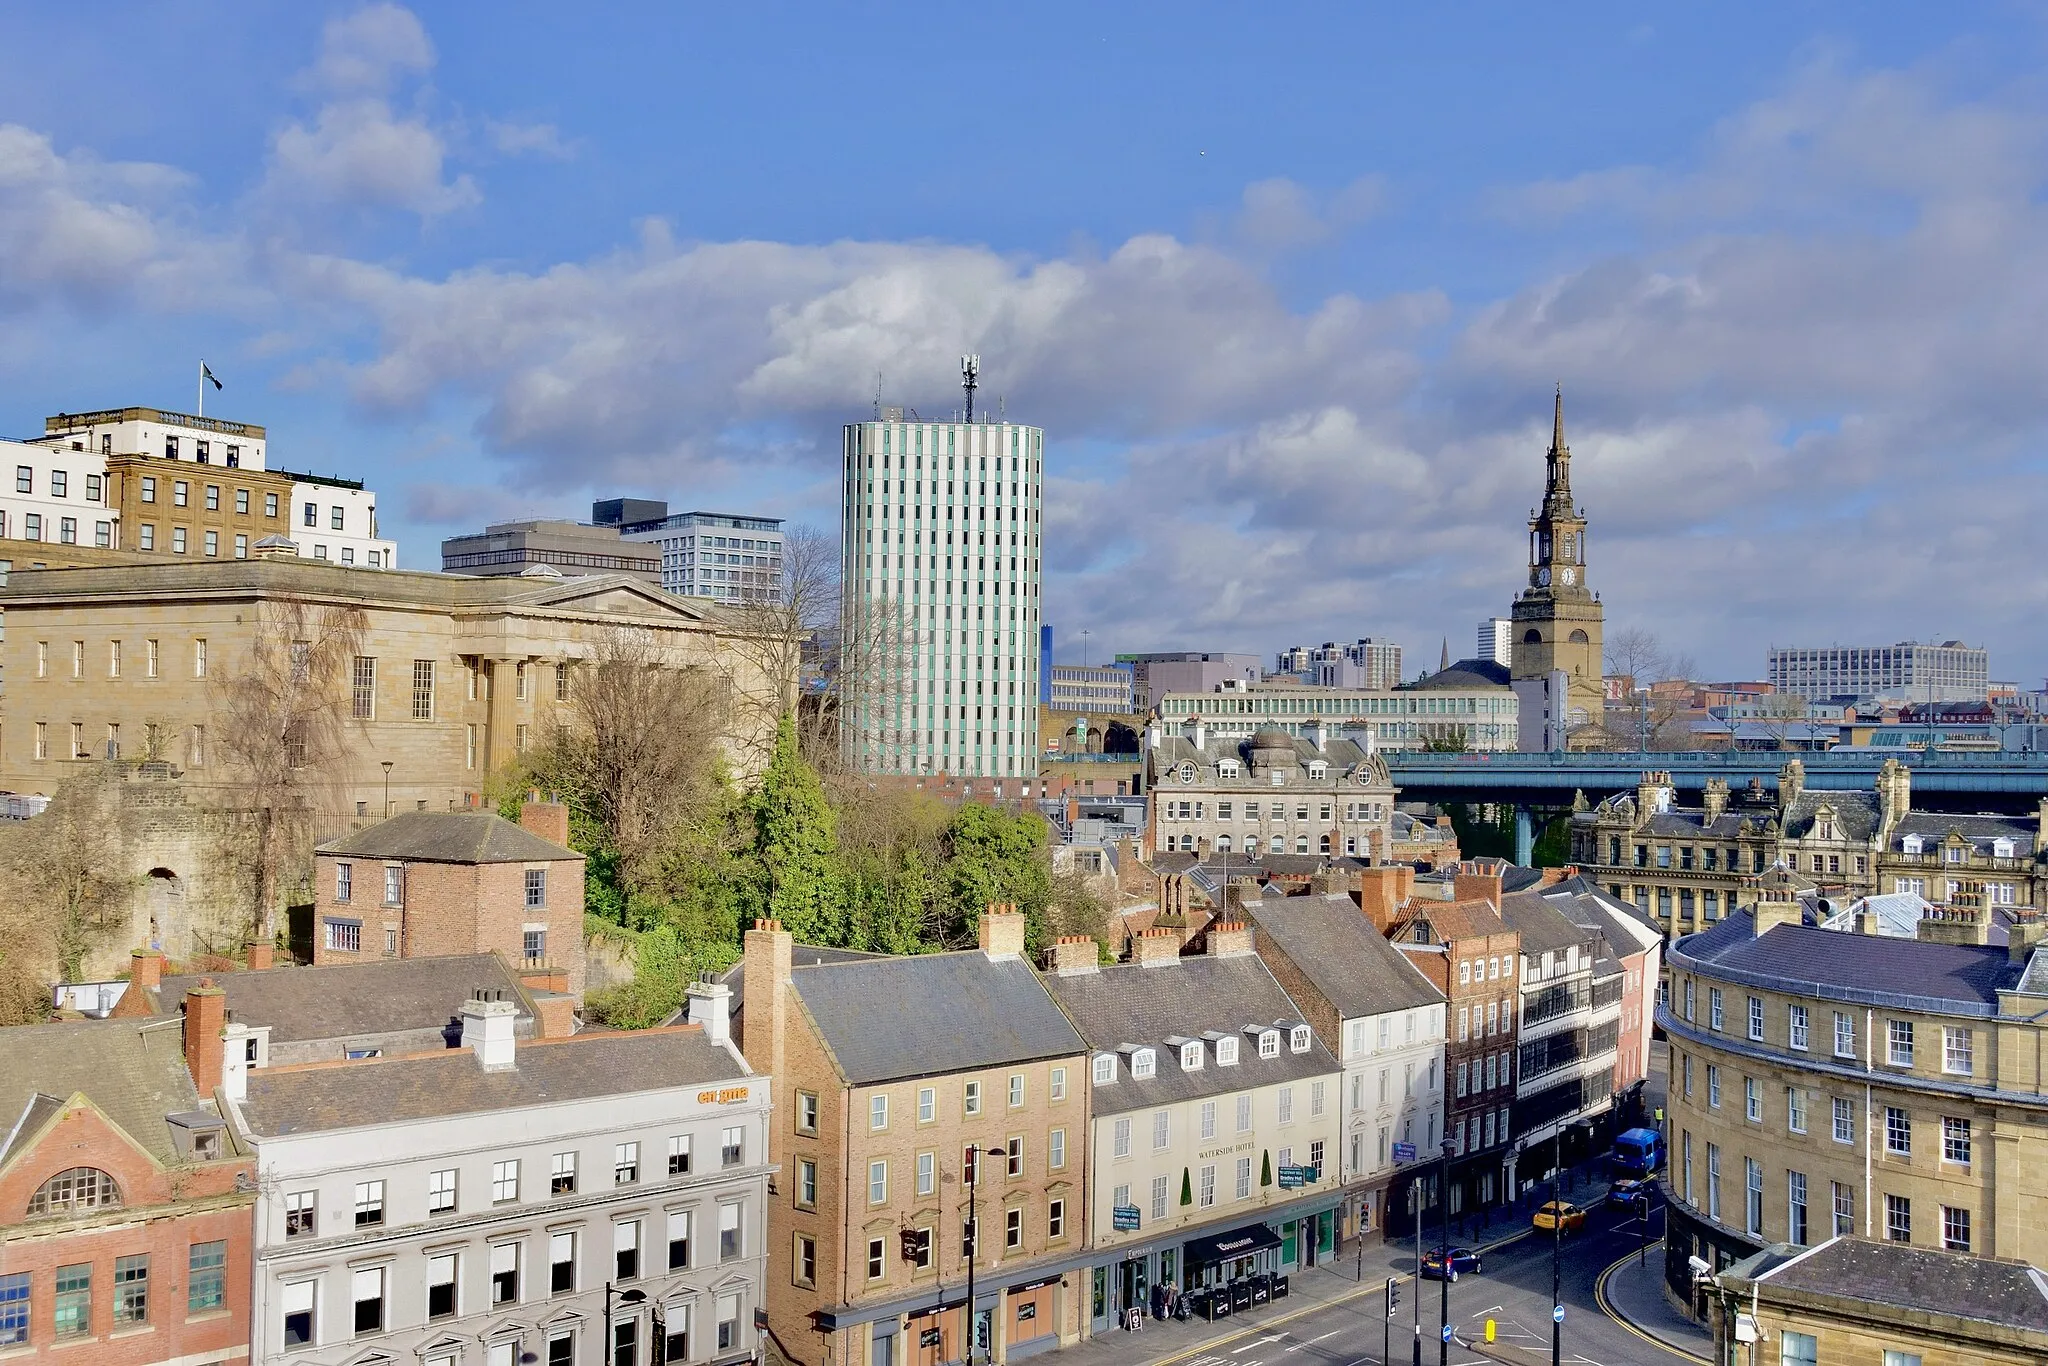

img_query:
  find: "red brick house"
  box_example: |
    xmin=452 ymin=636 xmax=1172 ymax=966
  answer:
xmin=310 ymin=801 xmax=588 ymax=997
xmin=0 ymin=983 xmax=254 ymax=1363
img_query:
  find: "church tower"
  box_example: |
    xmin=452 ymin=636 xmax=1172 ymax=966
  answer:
xmin=1509 ymin=387 xmax=1604 ymax=735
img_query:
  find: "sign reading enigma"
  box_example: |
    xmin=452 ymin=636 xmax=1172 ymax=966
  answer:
xmin=696 ymin=1086 xmax=752 ymax=1105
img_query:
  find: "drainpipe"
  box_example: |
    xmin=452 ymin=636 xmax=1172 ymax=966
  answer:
xmin=1863 ymin=1008 xmax=1874 ymax=1238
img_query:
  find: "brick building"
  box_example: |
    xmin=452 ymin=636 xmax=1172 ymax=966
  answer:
xmin=742 ymin=911 xmax=1091 ymax=1366
xmin=1381 ymin=862 xmax=1523 ymax=1228
xmin=0 ymin=987 xmax=254 ymax=1363
xmin=310 ymin=804 xmax=587 ymax=998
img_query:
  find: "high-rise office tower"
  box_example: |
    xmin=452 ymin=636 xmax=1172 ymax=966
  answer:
xmin=840 ymin=358 xmax=1043 ymax=776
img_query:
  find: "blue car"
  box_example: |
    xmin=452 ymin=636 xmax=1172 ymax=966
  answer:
xmin=1609 ymin=1178 xmax=1653 ymax=1209
xmin=1420 ymin=1247 xmax=1482 ymax=1281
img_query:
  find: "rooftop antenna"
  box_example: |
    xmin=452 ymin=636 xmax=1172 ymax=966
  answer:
xmin=872 ymin=371 xmax=883 ymax=419
xmin=961 ymin=354 xmax=979 ymax=423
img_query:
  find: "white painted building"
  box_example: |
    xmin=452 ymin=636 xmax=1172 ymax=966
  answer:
xmin=840 ymin=384 xmax=1043 ymax=777
xmin=1478 ymin=618 xmax=1513 ymax=669
xmin=1243 ymin=889 xmax=1448 ymax=1240
xmin=286 ymin=474 xmax=397 ymax=568
xmin=0 ymin=437 xmax=118 ymax=549
xmin=225 ymin=985 xmax=770 ymax=1366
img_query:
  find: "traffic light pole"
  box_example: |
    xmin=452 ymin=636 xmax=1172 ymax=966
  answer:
xmin=964 ymin=1145 xmax=981 ymax=1366
xmin=1438 ymin=1141 xmax=1453 ymax=1366
xmin=1411 ymin=1184 xmax=1422 ymax=1366
xmin=1551 ymin=1127 xmax=1564 ymax=1366
xmin=1384 ymin=1277 xmax=1397 ymax=1366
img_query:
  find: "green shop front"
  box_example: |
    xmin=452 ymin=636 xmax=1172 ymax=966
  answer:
xmin=1086 ymin=1191 xmax=1343 ymax=1334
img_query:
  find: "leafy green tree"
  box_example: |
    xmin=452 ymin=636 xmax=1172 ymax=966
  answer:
xmin=944 ymin=803 xmax=1053 ymax=950
xmin=748 ymin=714 xmax=843 ymax=942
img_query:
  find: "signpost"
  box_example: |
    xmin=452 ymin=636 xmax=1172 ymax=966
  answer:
xmin=1553 ymin=1304 xmax=1566 ymax=1325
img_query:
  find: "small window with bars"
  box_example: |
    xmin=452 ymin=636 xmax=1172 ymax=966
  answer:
xmin=351 ymin=656 xmax=376 ymax=720
xmin=411 ymin=660 xmax=435 ymax=719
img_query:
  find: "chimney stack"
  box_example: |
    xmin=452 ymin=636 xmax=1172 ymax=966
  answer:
xmin=460 ymin=990 xmax=520 ymax=1070
xmin=1130 ymin=927 xmax=1182 ymax=967
xmin=519 ymin=797 xmax=572 ymax=848
xmin=1453 ymin=858 xmax=1505 ymax=909
xmin=1916 ymin=902 xmax=1990 ymax=948
xmin=129 ymin=948 xmax=163 ymax=991
xmin=687 ymin=979 xmax=733 ymax=1045
xmin=979 ymin=903 xmax=1027 ymax=960
xmin=1701 ymin=778 xmax=1729 ymax=824
xmin=1207 ymin=920 xmax=1255 ymax=959
xmin=182 ymin=980 xmax=226 ymax=1096
xmin=1046 ymin=936 xmax=1101 ymax=976
xmin=741 ymin=918 xmax=793 ymax=1166
xmin=1356 ymin=865 xmax=1405 ymax=933
xmin=1752 ymin=886 xmax=1803 ymax=938
xmin=2008 ymin=915 xmax=2046 ymax=965
xmin=245 ymin=939 xmax=274 ymax=971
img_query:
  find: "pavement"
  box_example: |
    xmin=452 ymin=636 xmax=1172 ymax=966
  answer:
xmin=1045 ymin=1171 xmax=1709 ymax=1366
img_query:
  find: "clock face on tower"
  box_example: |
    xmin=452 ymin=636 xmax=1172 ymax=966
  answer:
xmin=1536 ymin=567 xmax=1551 ymax=587
xmin=1561 ymin=567 xmax=1576 ymax=585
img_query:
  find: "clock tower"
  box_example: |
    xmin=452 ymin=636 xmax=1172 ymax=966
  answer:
xmin=1509 ymin=387 xmax=1604 ymax=735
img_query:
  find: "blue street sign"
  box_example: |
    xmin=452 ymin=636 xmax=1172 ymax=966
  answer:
xmin=1112 ymin=1205 xmax=1141 ymax=1232
xmin=1392 ymin=1142 xmax=1417 ymax=1162
xmin=1553 ymin=1304 xmax=1566 ymax=1324
xmin=1441 ymin=1324 xmax=1454 ymax=1343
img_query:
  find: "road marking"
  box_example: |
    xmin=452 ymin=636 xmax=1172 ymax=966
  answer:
xmin=1591 ymin=1251 xmax=1712 ymax=1365
xmin=1283 ymin=1330 xmax=1340 ymax=1351
xmin=1240 ymin=1335 xmax=1286 ymax=1350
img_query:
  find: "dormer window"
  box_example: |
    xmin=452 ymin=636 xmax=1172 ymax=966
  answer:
xmin=1270 ymin=772 xmax=1285 ymax=786
xmin=1216 ymin=1036 xmax=1239 ymax=1066
xmin=1130 ymin=1048 xmax=1157 ymax=1080
xmin=1177 ymin=762 xmax=1198 ymax=784
xmin=1289 ymin=1025 xmax=1311 ymax=1054
xmin=1258 ymin=1030 xmax=1280 ymax=1059
xmin=1902 ymin=834 xmax=1924 ymax=855
xmin=1945 ymin=845 xmax=1964 ymax=864
xmin=1217 ymin=761 xmax=1240 ymax=779
xmin=1180 ymin=1041 xmax=1203 ymax=1071
xmin=1993 ymin=838 xmax=2016 ymax=859
xmin=1093 ymin=1054 xmax=1117 ymax=1085
xmin=1307 ymin=762 xmax=1328 ymax=780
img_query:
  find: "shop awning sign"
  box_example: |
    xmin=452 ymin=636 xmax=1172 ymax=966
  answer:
xmin=1113 ymin=1205 xmax=1142 ymax=1232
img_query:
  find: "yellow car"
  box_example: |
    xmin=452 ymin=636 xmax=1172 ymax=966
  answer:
xmin=1532 ymin=1200 xmax=1587 ymax=1233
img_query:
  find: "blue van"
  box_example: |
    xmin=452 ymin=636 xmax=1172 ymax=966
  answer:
xmin=1612 ymin=1127 xmax=1664 ymax=1177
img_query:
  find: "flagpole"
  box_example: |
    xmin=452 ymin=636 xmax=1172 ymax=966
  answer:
xmin=198 ymin=359 xmax=204 ymax=418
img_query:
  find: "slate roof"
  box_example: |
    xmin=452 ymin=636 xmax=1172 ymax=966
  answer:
xmin=316 ymin=811 xmax=581 ymax=864
xmin=159 ymin=954 xmax=531 ymax=1045
xmin=1780 ymin=790 xmax=1882 ymax=842
xmin=1678 ymin=910 xmax=2024 ymax=1012
xmin=1409 ymin=658 xmax=1511 ymax=690
xmin=1041 ymin=954 xmax=1336 ymax=1112
xmin=0 ymin=1017 xmax=202 ymax=1163
xmin=1246 ymin=892 xmax=1446 ymax=1018
xmin=237 ymin=1026 xmax=744 ymax=1136
xmin=789 ymin=952 xmax=1085 ymax=1087
xmin=1893 ymin=811 xmax=2042 ymax=857
xmin=1499 ymin=890 xmax=1595 ymax=954
xmin=1541 ymin=881 xmax=1663 ymax=956
xmin=1748 ymin=1236 xmax=2048 ymax=1332
xmin=1390 ymin=898 xmax=1509 ymax=945
xmin=1146 ymin=731 xmax=1389 ymax=789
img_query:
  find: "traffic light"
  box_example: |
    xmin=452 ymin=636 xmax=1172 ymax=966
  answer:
xmin=1385 ymin=1277 xmax=1400 ymax=1316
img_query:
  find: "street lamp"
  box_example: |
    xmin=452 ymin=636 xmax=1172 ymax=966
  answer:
xmin=1436 ymin=1137 xmax=1454 ymax=1366
xmin=961 ymin=1143 xmax=990 ymax=1366
xmin=1551 ymin=1124 xmax=1565 ymax=1366
xmin=605 ymin=1284 xmax=646 ymax=1366
xmin=380 ymin=760 xmax=393 ymax=818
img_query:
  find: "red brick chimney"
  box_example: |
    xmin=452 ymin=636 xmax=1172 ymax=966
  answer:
xmin=245 ymin=939 xmax=274 ymax=971
xmin=1453 ymin=859 xmax=1505 ymax=910
xmin=182 ymin=980 xmax=226 ymax=1096
xmin=519 ymin=797 xmax=572 ymax=848
xmin=1046 ymin=935 xmax=1101 ymax=976
xmin=1130 ymin=926 xmax=1182 ymax=967
xmin=1356 ymin=866 xmax=1405 ymax=934
xmin=129 ymin=948 xmax=163 ymax=990
xmin=1206 ymin=920 xmax=1255 ymax=959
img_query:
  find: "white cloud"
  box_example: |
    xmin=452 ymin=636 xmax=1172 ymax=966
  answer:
xmin=303 ymin=2 xmax=435 ymax=96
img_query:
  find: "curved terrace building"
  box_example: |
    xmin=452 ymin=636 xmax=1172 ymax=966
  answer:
xmin=1657 ymin=884 xmax=2048 ymax=1316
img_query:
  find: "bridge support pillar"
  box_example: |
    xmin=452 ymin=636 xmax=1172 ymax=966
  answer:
xmin=1513 ymin=806 xmax=1534 ymax=867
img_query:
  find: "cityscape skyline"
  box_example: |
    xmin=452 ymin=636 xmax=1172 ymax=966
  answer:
xmin=2 ymin=4 xmax=2043 ymax=682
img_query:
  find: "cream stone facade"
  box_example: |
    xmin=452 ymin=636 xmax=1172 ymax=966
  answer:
xmin=1142 ymin=724 xmax=1396 ymax=860
xmin=1659 ymin=890 xmax=2048 ymax=1320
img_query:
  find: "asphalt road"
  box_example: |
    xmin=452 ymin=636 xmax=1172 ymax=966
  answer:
xmin=1159 ymin=1197 xmax=1694 ymax=1366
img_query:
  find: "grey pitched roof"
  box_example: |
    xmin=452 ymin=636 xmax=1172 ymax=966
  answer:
xmin=0 ymin=1017 xmax=202 ymax=1163
xmin=1680 ymin=910 xmax=2024 ymax=1012
xmin=316 ymin=811 xmax=581 ymax=864
xmin=237 ymin=1026 xmax=745 ymax=1136
xmin=789 ymin=952 xmax=1085 ymax=1087
xmin=1041 ymin=954 xmax=1337 ymax=1112
xmin=1541 ymin=883 xmax=1662 ymax=956
xmin=1146 ymin=731 xmax=1389 ymax=789
xmin=160 ymin=954 xmax=531 ymax=1045
xmin=1780 ymin=790 xmax=1882 ymax=842
xmin=1409 ymin=658 xmax=1510 ymax=690
xmin=1246 ymin=893 xmax=1446 ymax=1019
xmin=713 ymin=945 xmax=880 ymax=1022
xmin=1750 ymin=1236 xmax=2048 ymax=1331
xmin=1498 ymin=891 xmax=1594 ymax=955
xmin=1894 ymin=812 xmax=2041 ymax=857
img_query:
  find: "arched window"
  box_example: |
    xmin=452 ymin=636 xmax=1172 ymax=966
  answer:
xmin=28 ymin=1168 xmax=120 ymax=1218
xmin=1569 ymin=629 xmax=1590 ymax=644
xmin=1318 ymin=834 xmax=1332 ymax=854
xmin=1523 ymin=629 xmax=1542 ymax=645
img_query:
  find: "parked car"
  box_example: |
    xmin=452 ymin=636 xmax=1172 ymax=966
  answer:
xmin=1608 ymin=1178 xmax=1652 ymax=1209
xmin=1533 ymin=1200 xmax=1587 ymax=1233
xmin=1420 ymin=1247 xmax=1483 ymax=1281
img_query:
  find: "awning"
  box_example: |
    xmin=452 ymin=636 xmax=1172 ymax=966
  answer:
xmin=1182 ymin=1221 xmax=1283 ymax=1265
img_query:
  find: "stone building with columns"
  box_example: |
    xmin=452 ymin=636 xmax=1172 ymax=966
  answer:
xmin=0 ymin=556 xmax=782 ymax=811
xmin=1142 ymin=722 xmax=1397 ymax=861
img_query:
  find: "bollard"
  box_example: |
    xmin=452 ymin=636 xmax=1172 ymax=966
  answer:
xmin=1484 ymin=1319 xmax=1496 ymax=1344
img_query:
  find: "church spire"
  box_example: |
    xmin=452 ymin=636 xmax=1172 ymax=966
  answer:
xmin=1543 ymin=383 xmax=1574 ymax=515
xmin=1551 ymin=383 xmax=1566 ymax=457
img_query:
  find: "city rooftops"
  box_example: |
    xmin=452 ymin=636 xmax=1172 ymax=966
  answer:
xmin=1244 ymin=891 xmax=1446 ymax=1019
xmin=236 ymin=1025 xmax=746 ymax=1137
xmin=787 ymin=951 xmax=1086 ymax=1087
xmin=1727 ymin=1235 xmax=2048 ymax=1336
xmin=1674 ymin=909 xmax=2027 ymax=1016
xmin=0 ymin=1017 xmax=205 ymax=1164
xmin=317 ymin=811 xmax=581 ymax=865
xmin=157 ymin=953 xmax=535 ymax=1045
xmin=43 ymin=407 xmax=266 ymax=438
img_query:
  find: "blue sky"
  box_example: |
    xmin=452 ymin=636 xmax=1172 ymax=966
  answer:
xmin=3 ymin=3 xmax=2046 ymax=682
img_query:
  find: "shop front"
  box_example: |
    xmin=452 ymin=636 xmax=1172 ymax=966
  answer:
xmin=1085 ymin=1195 xmax=1342 ymax=1334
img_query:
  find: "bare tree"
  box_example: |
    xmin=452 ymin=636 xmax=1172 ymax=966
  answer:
xmin=0 ymin=767 xmax=138 ymax=993
xmin=526 ymin=625 xmax=728 ymax=899
xmin=1603 ymin=627 xmax=1702 ymax=750
xmin=723 ymin=525 xmax=840 ymax=767
xmin=208 ymin=598 xmax=368 ymax=942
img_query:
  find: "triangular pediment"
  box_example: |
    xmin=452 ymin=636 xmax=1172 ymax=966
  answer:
xmin=524 ymin=575 xmax=717 ymax=621
xmin=0 ymin=1092 xmax=164 ymax=1186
